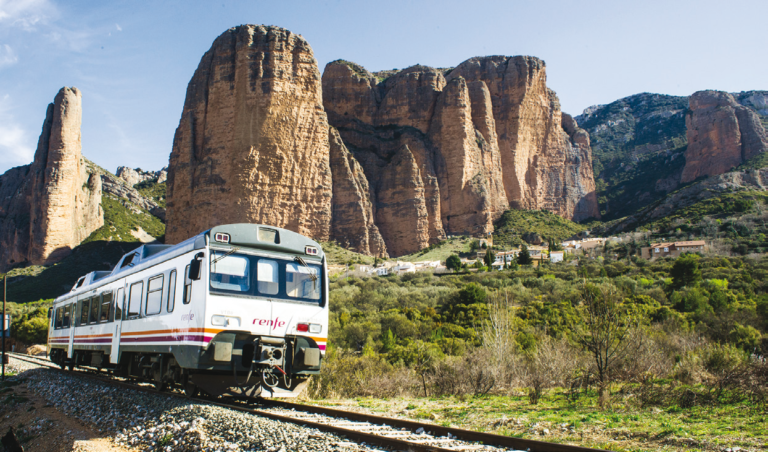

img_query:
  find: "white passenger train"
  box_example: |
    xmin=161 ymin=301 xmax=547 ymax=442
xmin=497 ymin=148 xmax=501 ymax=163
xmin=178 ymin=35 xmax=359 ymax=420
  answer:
xmin=47 ymin=224 xmax=328 ymax=398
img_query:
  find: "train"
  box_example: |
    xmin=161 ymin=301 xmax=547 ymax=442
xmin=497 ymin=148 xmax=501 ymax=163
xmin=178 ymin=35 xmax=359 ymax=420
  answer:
xmin=47 ymin=223 xmax=328 ymax=398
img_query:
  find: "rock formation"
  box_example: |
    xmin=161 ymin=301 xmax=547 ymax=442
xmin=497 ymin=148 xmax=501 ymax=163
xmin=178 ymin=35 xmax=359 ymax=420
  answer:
xmin=116 ymin=166 xmax=168 ymax=187
xmin=322 ymin=57 xmax=598 ymax=254
xmin=328 ymin=127 xmax=388 ymax=257
xmin=165 ymin=25 xmax=332 ymax=244
xmin=681 ymin=90 xmax=768 ymax=183
xmin=0 ymin=87 xmax=102 ymax=271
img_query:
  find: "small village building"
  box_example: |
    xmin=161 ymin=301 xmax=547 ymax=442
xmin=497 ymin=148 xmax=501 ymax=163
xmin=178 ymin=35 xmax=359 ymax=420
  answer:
xmin=640 ymin=240 xmax=706 ymax=259
xmin=549 ymin=251 xmax=564 ymax=263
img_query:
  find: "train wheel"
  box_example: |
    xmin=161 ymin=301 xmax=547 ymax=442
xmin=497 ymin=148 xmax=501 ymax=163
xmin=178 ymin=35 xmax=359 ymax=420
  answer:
xmin=184 ymin=382 xmax=199 ymax=398
xmin=154 ymin=379 xmax=167 ymax=392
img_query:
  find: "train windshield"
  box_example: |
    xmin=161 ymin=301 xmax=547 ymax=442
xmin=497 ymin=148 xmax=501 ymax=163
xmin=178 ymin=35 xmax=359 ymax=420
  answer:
xmin=209 ymin=251 xmax=323 ymax=303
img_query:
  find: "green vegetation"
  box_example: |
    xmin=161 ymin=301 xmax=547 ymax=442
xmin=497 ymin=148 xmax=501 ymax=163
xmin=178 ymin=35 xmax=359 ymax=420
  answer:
xmin=83 ymin=194 xmax=165 ymax=244
xmin=135 ymin=180 xmax=167 ymax=208
xmin=640 ymin=191 xmax=768 ymax=255
xmin=321 ymin=241 xmax=376 ymax=266
xmin=314 ymin=252 xmax=768 ymax=450
xmin=399 ymin=237 xmax=475 ymax=263
xmin=492 ymin=209 xmax=589 ymax=247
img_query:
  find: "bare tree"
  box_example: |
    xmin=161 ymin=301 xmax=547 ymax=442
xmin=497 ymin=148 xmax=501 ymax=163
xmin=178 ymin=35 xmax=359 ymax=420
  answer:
xmin=575 ymin=283 xmax=640 ymax=407
xmin=481 ymin=290 xmax=516 ymax=388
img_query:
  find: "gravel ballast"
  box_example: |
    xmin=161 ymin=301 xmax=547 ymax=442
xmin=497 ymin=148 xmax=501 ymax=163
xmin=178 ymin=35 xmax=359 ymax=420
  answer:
xmin=9 ymin=357 xmax=373 ymax=452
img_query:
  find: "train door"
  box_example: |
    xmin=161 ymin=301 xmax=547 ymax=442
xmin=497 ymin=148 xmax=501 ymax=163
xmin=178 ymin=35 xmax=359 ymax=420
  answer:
xmin=67 ymin=300 xmax=77 ymax=359
xmin=110 ymin=285 xmax=125 ymax=364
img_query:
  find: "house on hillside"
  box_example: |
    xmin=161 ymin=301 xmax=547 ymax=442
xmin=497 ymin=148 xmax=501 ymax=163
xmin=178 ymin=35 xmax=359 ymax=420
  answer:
xmin=640 ymin=240 xmax=706 ymax=259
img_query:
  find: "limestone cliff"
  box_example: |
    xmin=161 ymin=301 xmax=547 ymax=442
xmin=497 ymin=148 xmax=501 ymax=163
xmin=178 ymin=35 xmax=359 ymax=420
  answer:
xmin=0 ymin=87 xmax=102 ymax=271
xmin=165 ymin=25 xmax=333 ymax=244
xmin=323 ymin=56 xmax=598 ymax=255
xmin=681 ymin=90 xmax=768 ymax=183
xmin=328 ymin=127 xmax=388 ymax=257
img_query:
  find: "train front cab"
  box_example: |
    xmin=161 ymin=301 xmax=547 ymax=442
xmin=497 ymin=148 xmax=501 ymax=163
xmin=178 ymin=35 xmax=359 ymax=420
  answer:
xmin=183 ymin=225 xmax=329 ymax=398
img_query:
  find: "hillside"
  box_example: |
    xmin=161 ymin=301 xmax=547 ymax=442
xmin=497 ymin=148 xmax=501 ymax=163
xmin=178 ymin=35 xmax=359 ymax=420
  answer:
xmin=578 ymin=90 xmax=768 ymax=221
xmin=576 ymin=93 xmax=689 ymax=220
xmin=4 ymin=176 xmax=166 ymax=303
xmin=492 ymin=209 xmax=591 ymax=247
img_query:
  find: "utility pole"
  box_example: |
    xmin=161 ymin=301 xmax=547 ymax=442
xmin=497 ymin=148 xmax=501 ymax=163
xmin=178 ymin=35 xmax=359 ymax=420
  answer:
xmin=2 ymin=274 xmax=6 ymax=381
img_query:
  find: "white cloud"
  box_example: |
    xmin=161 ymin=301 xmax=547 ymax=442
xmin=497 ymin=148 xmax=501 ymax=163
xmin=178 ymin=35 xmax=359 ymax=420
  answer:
xmin=115 ymin=23 xmax=121 ymax=31
xmin=0 ymin=44 xmax=17 ymax=67
xmin=0 ymin=94 xmax=35 ymax=171
xmin=0 ymin=0 xmax=55 ymax=30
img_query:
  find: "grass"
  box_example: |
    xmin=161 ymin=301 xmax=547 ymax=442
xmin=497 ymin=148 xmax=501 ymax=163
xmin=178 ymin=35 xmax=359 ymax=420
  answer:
xmin=311 ymin=389 xmax=767 ymax=451
xmin=398 ymin=237 xmax=475 ymax=262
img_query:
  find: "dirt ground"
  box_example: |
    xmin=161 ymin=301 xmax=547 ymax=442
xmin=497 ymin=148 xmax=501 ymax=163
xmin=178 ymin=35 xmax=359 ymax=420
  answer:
xmin=0 ymin=374 xmax=135 ymax=452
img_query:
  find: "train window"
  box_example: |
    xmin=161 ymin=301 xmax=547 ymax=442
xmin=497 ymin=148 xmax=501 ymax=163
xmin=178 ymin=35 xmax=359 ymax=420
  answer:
xmin=167 ymin=270 xmax=177 ymax=312
xmin=54 ymin=307 xmax=63 ymax=329
xmin=256 ymin=259 xmax=278 ymax=295
xmin=286 ymin=263 xmax=321 ymax=300
xmin=258 ymin=228 xmax=279 ymax=244
xmin=115 ymin=288 xmax=124 ymax=321
xmin=63 ymin=304 xmax=72 ymax=328
xmin=211 ymin=252 xmax=250 ymax=292
xmin=100 ymin=292 xmax=113 ymax=323
xmin=75 ymin=277 xmax=85 ymax=289
xmin=128 ymin=281 xmax=144 ymax=317
xmin=146 ymin=275 xmax=164 ymax=315
xmin=183 ymin=265 xmax=192 ymax=304
xmin=89 ymin=296 xmax=100 ymax=324
xmin=79 ymin=298 xmax=90 ymax=325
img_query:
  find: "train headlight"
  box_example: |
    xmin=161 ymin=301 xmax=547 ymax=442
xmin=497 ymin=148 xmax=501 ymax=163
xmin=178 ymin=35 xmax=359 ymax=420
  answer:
xmin=211 ymin=315 xmax=241 ymax=327
xmin=297 ymin=323 xmax=322 ymax=333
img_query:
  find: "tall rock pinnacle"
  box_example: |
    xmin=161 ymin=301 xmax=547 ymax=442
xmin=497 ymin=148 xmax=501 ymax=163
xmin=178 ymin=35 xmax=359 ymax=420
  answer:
xmin=165 ymin=25 xmax=333 ymax=244
xmin=0 ymin=87 xmax=102 ymax=271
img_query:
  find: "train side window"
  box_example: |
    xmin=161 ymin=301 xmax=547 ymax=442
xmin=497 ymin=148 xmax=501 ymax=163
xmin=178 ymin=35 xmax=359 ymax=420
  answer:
xmin=89 ymin=296 xmax=100 ymax=324
xmin=80 ymin=298 xmax=90 ymax=325
xmin=167 ymin=270 xmax=177 ymax=312
xmin=146 ymin=275 xmax=164 ymax=315
xmin=115 ymin=288 xmax=124 ymax=321
xmin=128 ymin=281 xmax=143 ymax=317
xmin=54 ymin=307 xmax=63 ymax=329
xmin=63 ymin=304 xmax=72 ymax=328
xmin=100 ymin=292 xmax=113 ymax=323
xmin=183 ymin=265 xmax=192 ymax=304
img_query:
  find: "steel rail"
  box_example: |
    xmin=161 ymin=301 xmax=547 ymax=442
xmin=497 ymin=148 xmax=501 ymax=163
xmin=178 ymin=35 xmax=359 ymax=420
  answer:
xmin=6 ymin=353 xmax=611 ymax=452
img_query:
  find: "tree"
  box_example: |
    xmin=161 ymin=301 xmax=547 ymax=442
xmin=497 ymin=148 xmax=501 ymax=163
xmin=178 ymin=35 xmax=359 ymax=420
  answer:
xmin=446 ymin=254 xmax=462 ymax=272
xmin=517 ymin=244 xmax=533 ymax=266
xmin=483 ymin=248 xmax=496 ymax=269
xmin=575 ymin=283 xmax=639 ymax=408
xmin=670 ymin=253 xmax=702 ymax=289
xmin=457 ymin=282 xmax=487 ymax=305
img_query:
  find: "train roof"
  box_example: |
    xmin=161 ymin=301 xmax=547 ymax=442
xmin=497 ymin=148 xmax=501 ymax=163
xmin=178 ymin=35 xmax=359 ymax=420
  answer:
xmin=56 ymin=224 xmax=324 ymax=303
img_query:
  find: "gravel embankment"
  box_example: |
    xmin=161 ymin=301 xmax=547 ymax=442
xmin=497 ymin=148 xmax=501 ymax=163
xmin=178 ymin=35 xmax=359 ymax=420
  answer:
xmin=9 ymin=357 xmax=373 ymax=452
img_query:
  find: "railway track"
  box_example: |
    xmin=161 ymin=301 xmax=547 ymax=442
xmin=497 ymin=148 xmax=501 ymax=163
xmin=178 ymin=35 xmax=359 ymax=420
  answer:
xmin=6 ymin=352 xmax=610 ymax=452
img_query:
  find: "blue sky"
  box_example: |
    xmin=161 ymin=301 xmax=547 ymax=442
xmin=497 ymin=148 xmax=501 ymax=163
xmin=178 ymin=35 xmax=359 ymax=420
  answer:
xmin=1 ymin=0 xmax=766 ymax=175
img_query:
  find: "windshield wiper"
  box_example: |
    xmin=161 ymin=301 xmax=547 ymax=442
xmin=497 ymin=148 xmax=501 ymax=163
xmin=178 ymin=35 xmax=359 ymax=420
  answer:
xmin=294 ymin=256 xmax=318 ymax=282
xmin=212 ymin=247 xmax=241 ymax=265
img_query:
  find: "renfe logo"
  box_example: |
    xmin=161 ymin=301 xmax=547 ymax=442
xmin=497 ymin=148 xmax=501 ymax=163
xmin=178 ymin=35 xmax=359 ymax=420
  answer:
xmin=181 ymin=310 xmax=195 ymax=323
xmin=253 ymin=317 xmax=286 ymax=330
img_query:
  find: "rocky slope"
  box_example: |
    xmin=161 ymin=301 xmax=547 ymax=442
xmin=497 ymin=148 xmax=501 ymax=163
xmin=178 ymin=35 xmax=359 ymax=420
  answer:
xmin=322 ymin=57 xmax=599 ymax=255
xmin=116 ymin=166 xmax=167 ymax=186
xmin=165 ymin=25 xmax=333 ymax=245
xmin=0 ymin=87 xmax=102 ymax=272
xmin=577 ymin=90 xmax=768 ymax=220
xmin=681 ymin=90 xmax=768 ymax=183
